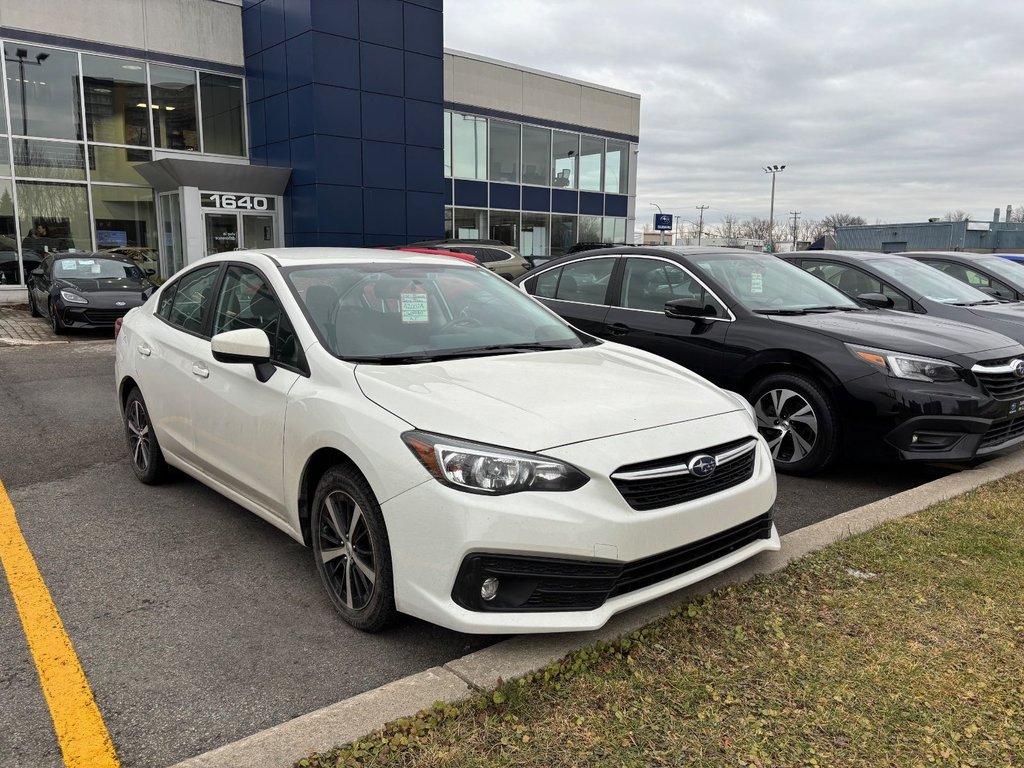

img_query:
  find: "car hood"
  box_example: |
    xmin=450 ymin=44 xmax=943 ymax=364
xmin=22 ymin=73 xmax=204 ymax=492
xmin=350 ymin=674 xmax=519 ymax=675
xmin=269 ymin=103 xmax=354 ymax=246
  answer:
xmin=767 ymin=309 xmax=1023 ymax=363
xmin=355 ymin=344 xmax=747 ymax=452
xmin=57 ymin=277 xmax=150 ymax=294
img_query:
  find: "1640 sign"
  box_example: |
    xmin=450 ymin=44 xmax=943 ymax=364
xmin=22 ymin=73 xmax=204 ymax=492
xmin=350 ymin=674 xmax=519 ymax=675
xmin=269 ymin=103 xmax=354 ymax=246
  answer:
xmin=201 ymin=193 xmax=276 ymax=211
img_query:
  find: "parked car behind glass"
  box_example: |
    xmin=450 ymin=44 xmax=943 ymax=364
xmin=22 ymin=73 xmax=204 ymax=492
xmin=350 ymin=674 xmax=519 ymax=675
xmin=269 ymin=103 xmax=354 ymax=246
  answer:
xmin=115 ymin=247 xmax=779 ymax=634
xmin=516 ymin=246 xmax=1024 ymax=475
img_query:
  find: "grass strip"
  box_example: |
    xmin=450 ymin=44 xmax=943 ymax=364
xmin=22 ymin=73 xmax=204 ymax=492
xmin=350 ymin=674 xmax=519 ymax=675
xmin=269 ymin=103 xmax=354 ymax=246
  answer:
xmin=297 ymin=474 xmax=1024 ymax=768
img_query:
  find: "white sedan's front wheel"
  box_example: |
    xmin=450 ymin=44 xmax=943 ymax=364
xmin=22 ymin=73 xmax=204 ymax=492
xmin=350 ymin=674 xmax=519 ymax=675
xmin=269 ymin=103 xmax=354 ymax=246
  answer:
xmin=124 ymin=388 xmax=169 ymax=484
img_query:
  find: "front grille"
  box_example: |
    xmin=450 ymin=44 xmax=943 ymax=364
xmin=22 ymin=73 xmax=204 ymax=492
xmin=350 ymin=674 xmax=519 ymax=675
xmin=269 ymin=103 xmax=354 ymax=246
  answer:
xmin=83 ymin=308 xmax=130 ymax=325
xmin=611 ymin=437 xmax=757 ymax=511
xmin=451 ymin=510 xmax=775 ymax=612
xmin=980 ymin=416 xmax=1024 ymax=450
xmin=973 ymin=357 xmax=1024 ymax=401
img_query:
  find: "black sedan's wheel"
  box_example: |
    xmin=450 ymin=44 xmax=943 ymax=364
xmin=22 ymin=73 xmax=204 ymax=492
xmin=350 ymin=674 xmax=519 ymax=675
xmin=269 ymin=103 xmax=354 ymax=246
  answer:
xmin=752 ymin=373 xmax=838 ymax=475
xmin=124 ymin=388 xmax=169 ymax=484
xmin=48 ymin=301 xmax=66 ymax=335
xmin=27 ymin=290 xmax=41 ymax=317
xmin=311 ymin=465 xmax=397 ymax=632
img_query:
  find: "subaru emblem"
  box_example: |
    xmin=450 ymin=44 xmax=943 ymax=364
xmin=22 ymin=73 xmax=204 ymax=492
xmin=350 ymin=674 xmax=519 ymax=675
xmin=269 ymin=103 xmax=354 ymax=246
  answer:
xmin=115 ymin=301 xmax=126 ymax=307
xmin=1014 ymin=359 xmax=1024 ymax=379
xmin=688 ymin=454 xmax=717 ymax=478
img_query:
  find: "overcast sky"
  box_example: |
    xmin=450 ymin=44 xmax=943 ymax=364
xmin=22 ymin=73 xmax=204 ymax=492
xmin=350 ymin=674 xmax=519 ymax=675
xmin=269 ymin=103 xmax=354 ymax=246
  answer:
xmin=444 ymin=0 xmax=1024 ymax=232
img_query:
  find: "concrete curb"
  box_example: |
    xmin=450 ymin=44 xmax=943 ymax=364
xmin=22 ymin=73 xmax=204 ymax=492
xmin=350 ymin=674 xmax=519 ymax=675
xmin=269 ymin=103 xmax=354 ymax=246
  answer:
xmin=169 ymin=450 xmax=1024 ymax=768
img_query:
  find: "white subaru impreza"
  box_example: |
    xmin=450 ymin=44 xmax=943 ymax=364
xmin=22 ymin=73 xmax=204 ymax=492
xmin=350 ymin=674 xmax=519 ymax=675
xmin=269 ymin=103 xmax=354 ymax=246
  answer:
xmin=114 ymin=248 xmax=779 ymax=633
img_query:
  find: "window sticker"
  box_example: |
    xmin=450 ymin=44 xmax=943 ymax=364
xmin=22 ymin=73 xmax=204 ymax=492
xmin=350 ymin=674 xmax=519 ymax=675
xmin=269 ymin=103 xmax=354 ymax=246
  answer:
xmin=750 ymin=272 xmax=763 ymax=294
xmin=400 ymin=291 xmax=429 ymax=323
xmin=60 ymin=259 xmax=77 ymax=269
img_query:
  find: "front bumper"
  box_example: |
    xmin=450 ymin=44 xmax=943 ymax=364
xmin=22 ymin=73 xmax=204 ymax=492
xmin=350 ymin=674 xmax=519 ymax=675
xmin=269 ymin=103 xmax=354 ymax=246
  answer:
xmin=56 ymin=301 xmax=135 ymax=329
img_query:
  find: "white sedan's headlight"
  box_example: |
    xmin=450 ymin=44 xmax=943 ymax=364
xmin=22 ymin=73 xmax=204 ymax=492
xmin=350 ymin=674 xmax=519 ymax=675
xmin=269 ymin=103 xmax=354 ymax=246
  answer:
xmin=846 ymin=344 xmax=964 ymax=383
xmin=60 ymin=289 xmax=88 ymax=305
xmin=402 ymin=431 xmax=589 ymax=495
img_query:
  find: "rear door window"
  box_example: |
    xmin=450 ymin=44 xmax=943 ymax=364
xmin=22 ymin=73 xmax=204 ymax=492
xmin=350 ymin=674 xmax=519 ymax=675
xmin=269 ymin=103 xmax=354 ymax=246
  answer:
xmin=160 ymin=265 xmax=221 ymax=336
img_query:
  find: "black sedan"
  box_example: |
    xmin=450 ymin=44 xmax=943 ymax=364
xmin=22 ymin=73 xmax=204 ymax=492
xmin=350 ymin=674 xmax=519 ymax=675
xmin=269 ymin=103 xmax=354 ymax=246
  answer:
xmin=896 ymin=251 xmax=1024 ymax=301
xmin=779 ymin=250 xmax=1024 ymax=346
xmin=27 ymin=253 xmax=155 ymax=334
xmin=515 ymin=246 xmax=1024 ymax=475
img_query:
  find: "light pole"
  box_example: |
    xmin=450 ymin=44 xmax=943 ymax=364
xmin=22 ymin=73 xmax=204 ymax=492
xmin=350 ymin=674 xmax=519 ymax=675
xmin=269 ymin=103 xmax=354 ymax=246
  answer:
xmin=650 ymin=203 xmax=665 ymax=245
xmin=763 ymin=164 xmax=785 ymax=252
xmin=695 ymin=204 xmax=709 ymax=245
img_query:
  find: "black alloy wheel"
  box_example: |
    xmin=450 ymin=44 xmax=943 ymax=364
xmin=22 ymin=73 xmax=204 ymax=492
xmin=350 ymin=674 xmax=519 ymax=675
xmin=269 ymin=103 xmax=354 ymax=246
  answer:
xmin=124 ymin=388 xmax=169 ymax=484
xmin=752 ymin=372 xmax=839 ymax=475
xmin=48 ymin=300 xmax=66 ymax=335
xmin=311 ymin=465 xmax=397 ymax=632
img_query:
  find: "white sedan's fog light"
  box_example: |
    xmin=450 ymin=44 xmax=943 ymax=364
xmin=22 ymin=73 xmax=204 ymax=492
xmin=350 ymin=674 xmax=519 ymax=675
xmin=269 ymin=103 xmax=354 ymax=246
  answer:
xmin=480 ymin=577 xmax=499 ymax=601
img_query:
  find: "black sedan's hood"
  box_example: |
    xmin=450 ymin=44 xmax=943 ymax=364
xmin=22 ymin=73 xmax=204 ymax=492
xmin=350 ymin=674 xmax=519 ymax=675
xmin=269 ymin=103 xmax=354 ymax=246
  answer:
xmin=767 ymin=309 xmax=1023 ymax=364
xmin=57 ymin=277 xmax=149 ymax=294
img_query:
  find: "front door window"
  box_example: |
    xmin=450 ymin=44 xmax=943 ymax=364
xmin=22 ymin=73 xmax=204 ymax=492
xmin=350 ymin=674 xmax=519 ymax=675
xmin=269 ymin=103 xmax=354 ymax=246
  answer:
xmin=242 ymin=214 xmax=275 ymax=250
xmin=205 ymin=213 xmax=239 ymax=256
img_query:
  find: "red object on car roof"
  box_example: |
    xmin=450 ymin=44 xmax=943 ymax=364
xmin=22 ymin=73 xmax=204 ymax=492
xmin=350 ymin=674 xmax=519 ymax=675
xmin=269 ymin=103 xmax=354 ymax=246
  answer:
xmin=389 ymin=246 xmax=481 ymax=265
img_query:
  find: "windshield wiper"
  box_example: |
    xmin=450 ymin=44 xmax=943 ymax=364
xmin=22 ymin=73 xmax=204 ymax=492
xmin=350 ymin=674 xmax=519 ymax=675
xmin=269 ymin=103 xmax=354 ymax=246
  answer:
xmin=345 ymin=343 xmax=573 ymax=365
xmin=753 ymin=308 xmax=809 ymax=315
xmin=803 ymin=305 xmax=860 ymax=312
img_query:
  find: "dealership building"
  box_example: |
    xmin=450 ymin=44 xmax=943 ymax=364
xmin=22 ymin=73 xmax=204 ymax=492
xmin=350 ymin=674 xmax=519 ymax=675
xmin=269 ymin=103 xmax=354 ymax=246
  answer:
xmin=0 ymin=0 xmax=640 ymax=303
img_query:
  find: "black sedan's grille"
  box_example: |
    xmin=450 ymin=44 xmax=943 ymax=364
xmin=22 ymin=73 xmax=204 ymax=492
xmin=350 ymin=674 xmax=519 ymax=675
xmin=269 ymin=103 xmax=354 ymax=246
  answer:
xmin=980 ymin=416 xmax=1024 ymax=450
xmin=451 ymin=510 xmax=775 ymax=612
xmin=83 ymin=308 xmax=130 ymax=325
xmin=611 ymin=437 xmax=757 ymax=511
xmin=974 ymin=357 xmax=1024 ymax=401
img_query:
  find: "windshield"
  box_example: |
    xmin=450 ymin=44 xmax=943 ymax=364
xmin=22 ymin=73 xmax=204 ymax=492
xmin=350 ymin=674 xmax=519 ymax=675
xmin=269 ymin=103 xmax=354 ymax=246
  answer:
xmin=692 ymin=253 xmax=860 ymax=312
xmin=54 ymin=257 xmax=142 ymax=280
xmin=970 ymin=256 xmax=1024 ymax=286
xmin=870 ymin=258 xmax=994 ymax=304
xmin=286 ymin=262 xmax=589 ymax=362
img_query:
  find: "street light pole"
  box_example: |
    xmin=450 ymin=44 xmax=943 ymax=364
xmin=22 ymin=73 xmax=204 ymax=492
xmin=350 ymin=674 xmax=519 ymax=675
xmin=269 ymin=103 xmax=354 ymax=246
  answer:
xmin=651 ymin=203 xmax=664 ymax=245
xmin=695 ymin=204 xmax=708 ymax=245
xmin=763 ymin=165 xmax=786 ymax=252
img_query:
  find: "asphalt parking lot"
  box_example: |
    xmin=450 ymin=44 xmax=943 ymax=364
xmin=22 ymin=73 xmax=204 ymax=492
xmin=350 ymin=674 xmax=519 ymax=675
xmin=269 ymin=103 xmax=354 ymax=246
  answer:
xmin=0 ymin=327 xmax=954 ymax=767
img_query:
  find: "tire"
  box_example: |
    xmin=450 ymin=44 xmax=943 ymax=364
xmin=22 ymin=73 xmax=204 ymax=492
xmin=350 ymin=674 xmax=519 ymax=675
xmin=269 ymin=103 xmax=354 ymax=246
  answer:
xmin=311 ymin=465 xmax=397 ymax=632
xmin=49 ymin=301 xmax=66 ymax=335
xmin=751 ymin=372 xmax=839 ymax=476
xmin=27 ymin=290 xmax=40 ymax=317
xmin=123 ymin=388 xmax=169 ymax=485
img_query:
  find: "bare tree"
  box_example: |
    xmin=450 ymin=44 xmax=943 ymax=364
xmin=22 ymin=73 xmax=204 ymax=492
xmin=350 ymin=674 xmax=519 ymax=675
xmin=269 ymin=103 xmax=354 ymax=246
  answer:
xmin=1007 ymin=206 xmax=1024 ymax=224
xmin=710 ymin=214 xmax=741 ymax=246
xmin=818 ymin=213 xmax=867 ymax=237
xmin=943 ymin=210 xmax=972 ymax=222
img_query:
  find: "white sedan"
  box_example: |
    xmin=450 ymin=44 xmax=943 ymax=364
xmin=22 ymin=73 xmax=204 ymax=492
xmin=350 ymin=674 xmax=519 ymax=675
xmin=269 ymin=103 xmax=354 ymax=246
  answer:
xmin=114 ymin=248 xmax=779 ymax=633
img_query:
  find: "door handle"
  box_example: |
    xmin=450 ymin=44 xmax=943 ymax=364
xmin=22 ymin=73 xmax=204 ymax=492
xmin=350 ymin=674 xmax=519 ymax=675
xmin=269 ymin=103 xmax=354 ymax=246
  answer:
xmin=606 ymin=322 xmax=630 ymax=336
xmin=137 ymin=343 xmax=152 ymax=357
xmin=191 ymin=363 xmax=210 ymax=379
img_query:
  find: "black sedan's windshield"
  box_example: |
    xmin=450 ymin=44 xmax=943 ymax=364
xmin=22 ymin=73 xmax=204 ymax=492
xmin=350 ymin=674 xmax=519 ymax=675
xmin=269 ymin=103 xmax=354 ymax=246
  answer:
xmin=286 ymin=262 xmax=589 ymax=361
xmin=692 ymin=253 xmax=861 ymax=312
xmin=54 ymin=257 xmax=143 ymax=280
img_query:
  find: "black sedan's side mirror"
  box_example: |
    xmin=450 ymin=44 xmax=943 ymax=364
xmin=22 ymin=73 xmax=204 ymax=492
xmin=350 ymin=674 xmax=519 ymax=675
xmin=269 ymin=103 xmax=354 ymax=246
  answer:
xmin=30 ymin=268 xmax=43 ymax=277
xmin=665 ymin=298 xmax=718 ymax=320
xmin=857 ymin=292 xmax=894 ymax=309
xmin=145 ymin=268 xmax=157 ymax=276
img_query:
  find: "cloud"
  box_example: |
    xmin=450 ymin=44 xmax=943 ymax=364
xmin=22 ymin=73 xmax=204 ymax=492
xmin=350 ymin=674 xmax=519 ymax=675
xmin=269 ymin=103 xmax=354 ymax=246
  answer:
xmin=444 ymin=1 xmax=1024 ymax=228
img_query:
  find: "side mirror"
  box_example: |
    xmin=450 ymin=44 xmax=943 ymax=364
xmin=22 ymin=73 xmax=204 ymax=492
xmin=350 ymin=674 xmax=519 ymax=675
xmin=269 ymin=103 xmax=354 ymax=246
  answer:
xmin=665 ymin=297 xmax=718 ymax=320
xmin=211 ymin=328 xmax=275 ymax=382
xmin=145 ymin=268 xmax=157 ymax=276
xmin=857 ymin=292 xmax=894 ymax=309
xmin=31 ymin=268 xmax=43 ymax=276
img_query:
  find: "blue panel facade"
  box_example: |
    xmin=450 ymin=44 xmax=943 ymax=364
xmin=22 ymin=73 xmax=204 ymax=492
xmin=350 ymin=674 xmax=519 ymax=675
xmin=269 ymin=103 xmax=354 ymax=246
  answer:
xmin=244 ymin=0 xmax=445 ymax=246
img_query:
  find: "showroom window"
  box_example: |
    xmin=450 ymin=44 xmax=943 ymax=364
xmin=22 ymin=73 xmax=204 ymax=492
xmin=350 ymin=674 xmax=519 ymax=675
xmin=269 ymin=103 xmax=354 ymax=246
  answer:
xmin=150 ymin=65 xmax=199 ymax=152
xmin=521 ymin=125 xmax=550 ymax=186
xmin=521 ymin=212 xmax=549 ymax=258
xmin=551 ymin=214 xmax=577 ymax=256
xmin=578 ymin=136 xmax=604 ymax=192
xmin=451 ymin=113 xmax=487 ymax=179
xmin=88 ymin=146 xmax=152 ymax=185
xmin=4 ymin=44 xmax=81 ymax=140
xmin=453 ymin=207 xmax=487 ymax=238
xmin=578 ymin=215 xmax=602 ymax=243
xmin=82 ymin=54 xmax=150 ymax=146
xmin=0 ymin=178 xmax=17 ymax=286
xmin=200 ymin=73 xmax=245 ymax=156
xmin=602 ymin=216 xmax=627 ymax=244
xmin=443 ymin=111 xmax=452 ymax=177
xmin=604 ymin=140 xmax=629 ymax=194
xmin=552 ymin=131 xmax=578 ymax=188
xmin=12 ymin=139 xmax=86 ymax=181
xmin=92 ymin=185 xmax=157 ymax=251
xmin=489 ymin=210 xmax=518 ymax=245
xmin=488 ymin=120 xmax=520 ymax=183
xmin=16 ymin=180 xmax=91 ymax=258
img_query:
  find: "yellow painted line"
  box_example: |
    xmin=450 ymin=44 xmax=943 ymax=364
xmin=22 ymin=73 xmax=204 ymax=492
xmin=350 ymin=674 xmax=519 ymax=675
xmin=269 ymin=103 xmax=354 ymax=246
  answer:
xmin=0 ymin=478 xmax=119 ymax=767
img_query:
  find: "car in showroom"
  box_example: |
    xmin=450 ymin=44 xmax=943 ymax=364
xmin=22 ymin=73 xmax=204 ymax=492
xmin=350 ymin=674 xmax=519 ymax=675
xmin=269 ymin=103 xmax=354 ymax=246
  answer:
xmin=779 ymin=250 xmax=1024 ymax=345
xmin=28 ymin=252 xmax=156 ymax=334
xmin=409 ymin=239 xmax=532 ymax=279
xmin=514 ymin=246 xmax=1024 ymax=475
xmin=114 ymin=248 xmax=779 ymax=634
xmin=885 ymin=251 xmax=1024 ymax=302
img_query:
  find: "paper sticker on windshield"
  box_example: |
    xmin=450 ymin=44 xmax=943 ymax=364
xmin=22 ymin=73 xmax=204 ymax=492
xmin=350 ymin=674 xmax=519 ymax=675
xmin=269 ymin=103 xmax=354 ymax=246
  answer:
xmin=400 ymin=292 xmax=429 ymax=323
xmin=750 ymin=272 xmax=764 ymax=294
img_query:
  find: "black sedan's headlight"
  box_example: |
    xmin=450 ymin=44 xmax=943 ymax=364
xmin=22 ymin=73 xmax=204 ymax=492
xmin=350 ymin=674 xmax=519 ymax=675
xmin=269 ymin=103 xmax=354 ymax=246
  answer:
xmin=402 ymin=430 xmax=589 ymax=495
xmin=59 ymin=289 xmax=88 ymax=305
xmin=846 ymin=344 xmax=963 ymax=383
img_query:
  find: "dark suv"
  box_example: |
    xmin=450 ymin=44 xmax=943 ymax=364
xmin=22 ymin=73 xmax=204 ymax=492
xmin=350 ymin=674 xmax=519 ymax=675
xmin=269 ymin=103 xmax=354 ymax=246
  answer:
xmin=515 ymin=246 xmax=1024 ymax=475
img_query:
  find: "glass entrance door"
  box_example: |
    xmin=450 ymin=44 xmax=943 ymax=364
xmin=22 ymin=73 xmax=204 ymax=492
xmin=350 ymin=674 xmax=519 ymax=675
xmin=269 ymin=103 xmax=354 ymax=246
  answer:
xmin=205 ymin=213 xmax=240 ymax=256
xmin=242 ymin=214 xmax=275 ymax=250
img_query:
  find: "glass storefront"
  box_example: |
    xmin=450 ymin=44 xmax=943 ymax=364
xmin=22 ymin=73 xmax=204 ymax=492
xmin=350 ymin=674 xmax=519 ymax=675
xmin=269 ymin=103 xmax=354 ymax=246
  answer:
xmin=444 ymin=207 xmax=626 ymax=258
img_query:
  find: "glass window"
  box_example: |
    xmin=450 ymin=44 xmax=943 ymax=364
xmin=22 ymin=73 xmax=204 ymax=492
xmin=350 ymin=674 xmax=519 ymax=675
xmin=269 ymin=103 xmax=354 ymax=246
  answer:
xmin=12 ymin=139 xmax=86 ymax=181
xmin=488 ymin=120 xmax=520 ymax=183
xmin=921 ymin=259 xmax=1012 ymax=296
xmin=604 ymin=140 xmax=628 ymax=194
xmin=453 ymin=207 xmax=487 ymax=239
xmin=81 ymin=54 xmax=150 ymax=146
xmin=532 ymin=268 xmax=559 ymax=298
xmin=521 ymin=212 xmax=549 ymax=258
xmin=621 ymin=258 xmax=726 ymax=316
xmin=200 ymin=73 xmax=245 ymax=156
xmin=443 ymin=111 xmax=452 ymax=177
xmin=555 ymin=258 xmax=615 ymax=304
xmin=0 ymin=141 xmax=10 ymax=176
xmin=451 ymin=113 xmax=486 ymax=179
xmin=87 ymin=146 xmax=152 ymax=184
xmin=4 ymin=44 xmax=81 ymax=140
xmin=0 ymin=57 xmax=7 ymax=134
xmin=213 ymin=265 xmax=299 ymax=367
xmin=92 ymin=185 xmax=156 ymax=254
xmin=161 ymin=193 xmax=184 ymax=277
xmin=165 ymin=265 xmax=220 ymax=335
xmin=579 ymin=136 xmax=603 ymax=192
xmin=521 ymin=125 xmax=550 ymax=186
xmin=578 ymin=215 xmax=602 ymax=243
xmin=551 ymin=214 xmax=577 ymax=257
xmin=443 ymin=206 xmax=453 ymax=239
xmin=489 ymin=210 xmax=518 ymax=246
xmin=602 ymin=217 xmax=627 ymax=244
xmin=150 ymin=65 xmax=198 ymax=152
xmin=0 ymin=179 xmax=19 ymax=285
xmin=16 ymin=181 xmax=91 ymax=263
xmin=552 ymin=131 xmax=578 ymax=188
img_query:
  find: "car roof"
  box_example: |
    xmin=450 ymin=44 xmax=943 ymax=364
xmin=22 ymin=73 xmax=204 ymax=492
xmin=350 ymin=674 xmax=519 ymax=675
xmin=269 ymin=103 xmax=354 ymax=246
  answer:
xmin=218 ymin=247 xmax=477 ymax=269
